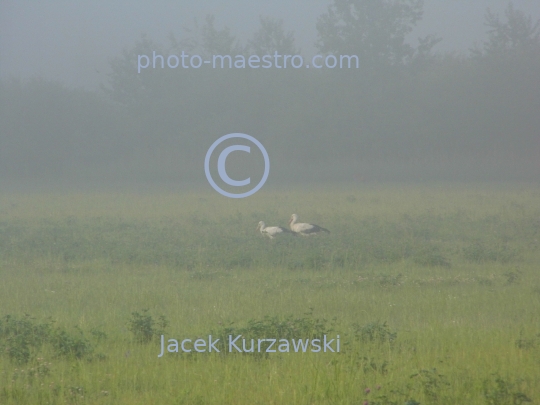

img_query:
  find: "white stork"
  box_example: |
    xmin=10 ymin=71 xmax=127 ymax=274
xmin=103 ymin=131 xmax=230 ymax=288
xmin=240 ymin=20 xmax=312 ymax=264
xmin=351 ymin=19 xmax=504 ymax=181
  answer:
xmin=257 ymin=221 xmax=296 ymax=239
xmin=288 ymin=214 xmax=330 ymax=236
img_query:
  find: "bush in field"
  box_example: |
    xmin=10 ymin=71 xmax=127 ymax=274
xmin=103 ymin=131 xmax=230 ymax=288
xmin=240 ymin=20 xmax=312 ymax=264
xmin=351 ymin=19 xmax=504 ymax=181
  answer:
xmin=128 ymin=309 xmax=168 ymax=344
xmin=410 ymin=368 xmax=450 ymax=403
xmin=0 ymin=315 xmax=53 ymax=364
xmin=0 ymin=314 xmax=104 ymax=364
xmin=483 ymin=374 xmax=532 ymax=405
xmin=515 ymin=330 xmax=540 ymax=350
xmin=210 ymin=309 xmax=335 ymax=356
xmin=463 ymin=241 xmax=517 ymax=263
xmin=353 ymin=320 xmax=397 ymax=345
xmin=52 ymin=327 xmax=93 ymax=359
xmin=503 ymin=270 xmax=521 ymax=285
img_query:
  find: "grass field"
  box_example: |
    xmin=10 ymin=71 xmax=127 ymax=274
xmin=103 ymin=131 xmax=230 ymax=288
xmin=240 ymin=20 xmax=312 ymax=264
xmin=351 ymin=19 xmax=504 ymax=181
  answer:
xmin=1 ymin=185 xmax=539 ymax=404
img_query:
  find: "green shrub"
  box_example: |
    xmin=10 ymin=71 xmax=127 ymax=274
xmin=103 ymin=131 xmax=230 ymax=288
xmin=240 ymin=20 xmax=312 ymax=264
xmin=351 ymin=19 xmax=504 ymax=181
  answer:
xmin=353 ymin=321 xmax=397 ymax=344
xmin=210 ymin=309 xmax=335 ymax=356
xmin=0 ymin=314 xmax=103 ymax=363
xmin=128 ymin=309 xmax=168 ymax=344
xmin=483 ymin=375 xmax=532 ymax=405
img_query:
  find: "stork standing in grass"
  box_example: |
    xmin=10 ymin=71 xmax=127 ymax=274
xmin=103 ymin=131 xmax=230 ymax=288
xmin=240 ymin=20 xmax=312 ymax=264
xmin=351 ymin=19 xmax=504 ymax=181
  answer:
xmin=288 ymin=214 xmax=330 ymax=236
xmin=257 ymin=221 xmax=296 ymax=239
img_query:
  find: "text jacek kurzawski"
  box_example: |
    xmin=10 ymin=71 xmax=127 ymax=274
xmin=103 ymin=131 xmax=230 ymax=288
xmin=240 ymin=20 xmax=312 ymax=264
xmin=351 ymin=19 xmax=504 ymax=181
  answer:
xmin=158 ymin=335 xmax=340 ymax=357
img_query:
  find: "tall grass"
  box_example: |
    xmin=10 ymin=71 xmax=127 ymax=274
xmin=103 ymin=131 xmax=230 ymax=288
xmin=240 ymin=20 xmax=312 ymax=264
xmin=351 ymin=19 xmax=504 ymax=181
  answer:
xmin=1 ymin=185 xmax=539 ymax=404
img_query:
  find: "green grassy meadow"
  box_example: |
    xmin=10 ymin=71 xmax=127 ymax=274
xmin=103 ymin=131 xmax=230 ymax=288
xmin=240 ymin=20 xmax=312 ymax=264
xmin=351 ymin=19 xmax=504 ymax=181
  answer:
xmin=1 ymin=185 xmax=539 ymax=404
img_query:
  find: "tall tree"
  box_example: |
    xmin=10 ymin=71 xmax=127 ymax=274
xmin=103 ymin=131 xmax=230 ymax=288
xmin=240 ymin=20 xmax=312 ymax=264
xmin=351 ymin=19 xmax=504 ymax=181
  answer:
xmin=200 ymin=14 xmax=245 ymax=56
xmin=103 ymin=34 xmax=162 ymax=107
xmin=247 ymin=16 xmax=300 ymax=55
xmin=315 ymin=0 xmax=438 ymax=68
xmin=472 ymin=2 xmax=540 ymax=57
xmin=172 ymin=15 xmax=245 ymax=57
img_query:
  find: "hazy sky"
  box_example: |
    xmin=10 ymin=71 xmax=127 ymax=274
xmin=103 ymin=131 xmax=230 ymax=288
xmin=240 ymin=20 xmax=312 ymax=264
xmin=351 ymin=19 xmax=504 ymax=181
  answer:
xmin=1 ymin=0 xmax=539 ymax=89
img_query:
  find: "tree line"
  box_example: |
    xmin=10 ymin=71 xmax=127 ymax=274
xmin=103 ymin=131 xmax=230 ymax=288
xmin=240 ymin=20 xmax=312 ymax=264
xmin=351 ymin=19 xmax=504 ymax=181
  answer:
xmin=1 ymin=1 xmax=539 ymax=187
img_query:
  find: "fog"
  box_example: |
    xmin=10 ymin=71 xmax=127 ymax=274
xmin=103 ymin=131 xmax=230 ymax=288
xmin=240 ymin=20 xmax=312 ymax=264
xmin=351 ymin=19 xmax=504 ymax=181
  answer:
xmin=1 ymin=0 xmax=539 ymax=190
